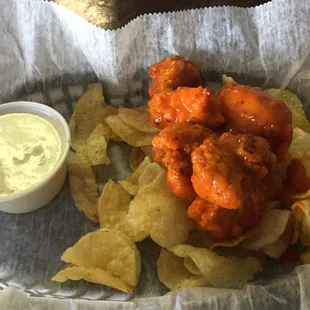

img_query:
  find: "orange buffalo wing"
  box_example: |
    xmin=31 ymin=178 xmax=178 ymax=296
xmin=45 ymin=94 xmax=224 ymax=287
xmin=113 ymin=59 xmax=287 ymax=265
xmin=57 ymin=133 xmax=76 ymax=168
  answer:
xmin=188 ymin=133 xmax=277 ymax=240
xmin=148 ymin=87 xmax=224 ymax=129
xmin=188 ymin=197 xmax=265 ymax=240
xmin=152 ymin=123 xmax=214 ymax=202
xmin=217 ymin=82 xmax=292 ymax=161
xmin=148 ymin=56 xmax=202 ymax=96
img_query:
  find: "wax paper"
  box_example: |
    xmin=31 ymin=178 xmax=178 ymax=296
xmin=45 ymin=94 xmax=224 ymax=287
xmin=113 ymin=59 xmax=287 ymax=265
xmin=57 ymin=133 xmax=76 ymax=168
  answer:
xmin=1 ymin=0 xmax=310 ymax=308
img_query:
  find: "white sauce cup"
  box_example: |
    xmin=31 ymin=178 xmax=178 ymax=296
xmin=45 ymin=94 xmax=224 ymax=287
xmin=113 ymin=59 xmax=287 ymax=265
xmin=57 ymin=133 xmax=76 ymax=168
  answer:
xmin=0 ymin=101 xmax=71 ymax=213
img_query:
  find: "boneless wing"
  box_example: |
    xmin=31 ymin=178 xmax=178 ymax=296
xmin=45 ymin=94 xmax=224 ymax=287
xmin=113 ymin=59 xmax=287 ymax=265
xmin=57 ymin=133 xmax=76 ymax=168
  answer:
xmin=188 ymin=195 xmax=266 ymax=240
xmin=148 ymin=86 xmax=224 ymax=129
xmin=217 ymin=82 xmax=292 ymax=161
xmin=191 ymin=133 xmax=277 ymax=210
xmin=152 ymin=123 xmax=214 ymax=202
xmin=148 ymin=56 xmax=202 ymax=96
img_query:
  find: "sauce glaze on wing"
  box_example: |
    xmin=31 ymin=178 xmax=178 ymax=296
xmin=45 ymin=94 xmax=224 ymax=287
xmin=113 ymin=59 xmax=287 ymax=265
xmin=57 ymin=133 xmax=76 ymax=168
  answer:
xmin=217 ymin=82 xmax=293 ymax=161
xmin=191 ymin=133 xmax=276 ymax=209
xmin=148 ymin=87 xmax=224 ymax=129
xmin=188 ymin=197 xmax=264 ymax=241
xmin=189 ymin=133 xmax=277 ymax=240
xmin=152 ymin=123 xmax=214 ymax=202
xmin=148 ymin=56 xmax=202 ymax=97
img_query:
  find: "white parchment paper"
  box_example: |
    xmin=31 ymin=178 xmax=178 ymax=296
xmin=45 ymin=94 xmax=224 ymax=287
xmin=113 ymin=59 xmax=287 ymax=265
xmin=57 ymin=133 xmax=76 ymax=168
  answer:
xmin=1 ymin=0 xmax=310 ymax=308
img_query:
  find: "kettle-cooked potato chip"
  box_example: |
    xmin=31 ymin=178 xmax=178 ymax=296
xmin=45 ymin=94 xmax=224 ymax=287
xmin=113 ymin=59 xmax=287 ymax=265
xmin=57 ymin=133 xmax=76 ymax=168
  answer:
xmin=59 ymin=228 xmax=141 ymax=287
xmin=210 ymin=202 xmax=287 ymax=250
xmin=104 ymin=162 xmax=194 ymax=248
xmin=141 ymin=145 xmax=153 ymax=159
xmin=118 ymin=156 xmax=152 ymax=196
xmin=69 ymin=146 xmax=99 ymax=222
xmin=241 ymin=205 xmax=291 ymax=251
xmin=136 ymin=162 xmax=163 ymax=192
xmin=129 ymin=147 xmax=146 ymax=171
xmin=98 ymin=180 xmax=130 ymax=229
xmin=110 ymin=130 xmax=122 ymax=142
xmin=125 ymin=164 xmax=195 ymax=247
xmin=301 ymin=249 xmax=310 ymax=264
xmin=265 ymin=89 xmax=310 ymax=132
xmin=289 ymin=128 xmax=310 ymax=179
xmin=133 ymin=105 xmax=149 ymax=113
xmin=85 ymin=124 xmax=110 ymax=166
xmin=291 ymin=200 xmax=310 ymax=246
xmin=183 ymin=257 xmax=202 ymax=275
xmin=261 ymin=214 xmax=294 ymax=259
xmin=105 ymin=115 xmax=156 ymax=147
xmin=169 ymin=244 xmax=261 ymax=289
xmin=212 ymin=245 xmax=266 ymax=265
xmin=118 ymin=107 xmax=159 ymax=133
xmin=69 ymin=84 xmax=117 ymax=150
xmin=221 ymin=74 xmax=236 ymax=85
xmin=291 ymin=189 xmax=310 ymax=201
xmin=289 ymin=128 xmax=310 ymax=159
xmin=210 ymin=234 xmax=253 ymax=249
xmin=52 ymin=266 xmax=134 ymax=294
xmin=157 ymin=248 xmax=210 ymax=291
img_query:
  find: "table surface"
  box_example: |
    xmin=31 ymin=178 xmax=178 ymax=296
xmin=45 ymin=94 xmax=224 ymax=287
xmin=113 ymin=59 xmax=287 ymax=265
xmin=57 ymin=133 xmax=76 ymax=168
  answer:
xmin=55 ymin=0 xmax=270 ymax=29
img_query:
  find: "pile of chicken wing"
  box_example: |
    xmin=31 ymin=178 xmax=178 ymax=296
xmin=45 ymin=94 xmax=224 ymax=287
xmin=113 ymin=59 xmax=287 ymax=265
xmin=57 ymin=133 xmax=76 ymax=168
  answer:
xmin=149 ymin=56 xmax=294 ymax=241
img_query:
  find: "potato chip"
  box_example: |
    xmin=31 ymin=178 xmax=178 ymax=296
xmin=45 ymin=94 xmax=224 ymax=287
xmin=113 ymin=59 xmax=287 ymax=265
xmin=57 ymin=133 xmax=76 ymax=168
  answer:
xmin=291 ymin=201 xmax=306 ymax=244
xmin=262 ymin=214 xmax=294 ymax=259
xmin=241 ymin=203 xmax=290 ymax=251
xmin=141 ymin=145 xmax=153 ymax=159
xmin=99 ymin=163 xmax=193 ymax=247
xmin=137 ymin=162 xmax=163 ymax=191
xmin=118 ymin=107 xmax=159 ymax=133
xmin=213 ymin=246 xmax=266 ymax=266
xmin=60 ymin=228 xmax=141 ymax=287
xmin=183 ymin=257 xmax=202 ymax=275
xmin=265 ymin=88 xmax=310 ymax=132
xmin=291 ymin=200 xmax=310 ymax=246
xmin=289 ymin=128 xmax=310 ymax=160
xmin=52 ymin=266 xmax=133 ymax=294
xmin=118 ymin=156 xmax=152 ymax=196
xmin=291 ymin=203 xmax=302 ymax=245
xmin=85 ymin=124 xmax=110 ymax=166
xmin=109 ymin=132 xmax=122 ymax=142
xmin=211 ymin=233 xmax=253 ymax=249
xmin=300 ymin=249 xmax=310 ymax=264
xmin=98 ymin=180 xmax=130 ymax=229
xmin=287 ymin=129 xmax=310 ymax=198
xmin=169 ymin=244 xmax=261 ymax=289
xmin=265 ymin=89 xmax=305 ymax=115
xmin=289 ymin=128 xmax=310 ymax=175
xmin=69 ymin=85 xmax=117 ymax=150
xmin=129 ymin=147 xmax=146 ymax=171
xmin=124 ymin=163 xmax=195 ymax=247
xmin=69 ymin=146 xmax=99 ymax=222
xmin=292 ymin=189 xmax=310 ymax=201
xmin=133 ymin=105 xmax=149 ymax=113
xmin=105 ymin=115 xmax=156 ymax=147
xmin=157 ymin=248 xmax=209 ymax=291
xmin=221 ymin=74 xmax=236 ymax=85
xmin=187 ymin=223 xmax=251 ymax=251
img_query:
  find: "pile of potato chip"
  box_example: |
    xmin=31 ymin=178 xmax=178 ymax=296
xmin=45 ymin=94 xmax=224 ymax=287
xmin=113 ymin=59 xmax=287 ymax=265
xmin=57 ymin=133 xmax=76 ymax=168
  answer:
xmin=52 ymin=81 xmax=310 ymax=294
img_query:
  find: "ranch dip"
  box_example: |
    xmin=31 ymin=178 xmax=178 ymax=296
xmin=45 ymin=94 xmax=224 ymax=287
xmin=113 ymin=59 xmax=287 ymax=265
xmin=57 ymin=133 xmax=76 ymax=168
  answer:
xmin=0 ymin=113 xmax=61 ymax=197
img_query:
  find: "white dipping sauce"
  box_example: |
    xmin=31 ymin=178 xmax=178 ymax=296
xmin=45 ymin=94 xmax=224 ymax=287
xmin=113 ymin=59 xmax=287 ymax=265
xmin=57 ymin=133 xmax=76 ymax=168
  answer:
xmin=0 ymin=113 xmax=61 ymax=197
